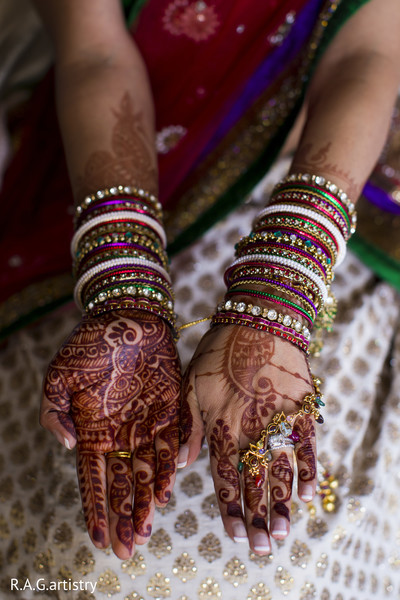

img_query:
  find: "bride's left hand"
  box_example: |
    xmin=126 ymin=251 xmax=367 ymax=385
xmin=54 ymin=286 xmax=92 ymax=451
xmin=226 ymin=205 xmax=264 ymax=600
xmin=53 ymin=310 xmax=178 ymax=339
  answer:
xmin=180 ymin=323 xmax=318 ymax=554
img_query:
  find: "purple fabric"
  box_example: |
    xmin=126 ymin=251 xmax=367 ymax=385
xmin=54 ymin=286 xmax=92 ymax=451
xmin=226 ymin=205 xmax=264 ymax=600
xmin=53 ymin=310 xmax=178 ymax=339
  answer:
xmin=199 ymin=0 xmax=323 ymax=162
xmin=363 ymin=181 xmax=400 ymax=215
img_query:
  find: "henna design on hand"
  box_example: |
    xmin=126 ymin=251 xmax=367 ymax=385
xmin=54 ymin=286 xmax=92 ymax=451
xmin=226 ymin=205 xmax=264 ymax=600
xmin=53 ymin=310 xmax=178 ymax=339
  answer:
xmin=294 ymin=416 xmax=316 ymax=482
xmin=179 ymin=379 xmax=194 ymax=446
xmin=184 ymin=323 xmax=314 ymax=541
xmin=244 ymin=469 xmax=268 ymax=530
xmin=42 ymin=309 xmax=181 ymax=553
xmin=294 ymin=141 xmax=360 ymax=199
xmin=270 ymin=452 xmax=294 ymax=522
xmin=77 ymin=452 xmax=107 ymax=545
xmin=109 ymin=459 xmax=134 ymax=553
xmin=75 ymin=91 xmax=158 ymax=198
xmin=209 ymin=419 xmax=241 ymax=517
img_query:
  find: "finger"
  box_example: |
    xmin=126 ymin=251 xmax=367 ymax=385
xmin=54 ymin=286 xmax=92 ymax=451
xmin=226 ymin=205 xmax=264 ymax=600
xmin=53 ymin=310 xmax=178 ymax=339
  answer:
xmin=294 ymin=415 xmax=318 ymax=502
xmin=41 ymin=365 xmax=77 ymax=449
xmin=207 ymin=419 xmax=247 ymax=543
xmin=106 ymin=456 xmax=135 ymax=559
xmin=268 ymin=448 xmax=294 ymax=540
xmin=132 ymin=442 xmax=156 ymax=545
xmin=77 ymin=450 xmax=110 ymax=549
xmin=243 ymin=467 xmax=271 ymax=554
xmin=179 ymin=366 xmax=205 ymax=468
xmin=154 ymin=424 xmax=179 ymax=506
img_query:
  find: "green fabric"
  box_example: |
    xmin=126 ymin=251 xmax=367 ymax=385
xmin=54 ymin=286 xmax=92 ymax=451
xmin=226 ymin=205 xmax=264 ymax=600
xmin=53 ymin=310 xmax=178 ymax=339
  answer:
xmin=121 ymin=0 xmax=148 ymax=27
xmin=167 ymin=0 xmax=370 ymax=256
xmin=349 ymin=234 xmax=400 ymax=292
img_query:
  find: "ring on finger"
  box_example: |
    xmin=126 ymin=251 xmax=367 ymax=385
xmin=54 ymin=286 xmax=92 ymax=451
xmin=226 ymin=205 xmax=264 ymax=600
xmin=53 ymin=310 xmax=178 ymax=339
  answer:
xmin=105 ymin=451 xmax=132 ymax=459
xmin=267 ymin=434 xmax=295 ymax=451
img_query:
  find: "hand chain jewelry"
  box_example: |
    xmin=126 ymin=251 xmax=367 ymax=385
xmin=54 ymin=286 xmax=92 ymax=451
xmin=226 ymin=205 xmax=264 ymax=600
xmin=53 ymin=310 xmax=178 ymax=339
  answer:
xmin=238 ymin=376 xmax=324 ymax=486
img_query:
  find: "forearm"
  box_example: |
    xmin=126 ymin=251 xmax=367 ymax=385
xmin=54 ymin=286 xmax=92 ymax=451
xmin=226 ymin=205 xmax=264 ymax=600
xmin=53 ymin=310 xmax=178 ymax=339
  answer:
xmin=292 ymin=52 xmax=400 ymax=199
xmin=55 ymin=54 xmax=157 ymax=200
xmin=33 ymin=0 xmax=157 ymax=201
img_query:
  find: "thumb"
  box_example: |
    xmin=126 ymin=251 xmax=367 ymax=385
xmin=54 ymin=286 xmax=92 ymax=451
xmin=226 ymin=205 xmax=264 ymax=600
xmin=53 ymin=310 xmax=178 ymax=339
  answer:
xmin=41 ymin=365 xmax=77 ymax=450
xmin=178 ymin=366 xmax=204 ymax=468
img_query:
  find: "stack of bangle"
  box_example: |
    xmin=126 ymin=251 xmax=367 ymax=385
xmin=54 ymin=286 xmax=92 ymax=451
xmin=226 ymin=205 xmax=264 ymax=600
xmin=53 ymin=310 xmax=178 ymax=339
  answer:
xmin=72 ymin=185 xmax=176 ymax=335
xmin=212 ymin=173 xmax=357 ymax=354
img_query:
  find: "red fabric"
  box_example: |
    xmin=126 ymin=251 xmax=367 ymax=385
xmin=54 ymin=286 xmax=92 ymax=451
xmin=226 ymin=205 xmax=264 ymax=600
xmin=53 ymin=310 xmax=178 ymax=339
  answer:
xmin=135 ymin=0 xmax=310 ymax=204
xmin=0 ymin=0 xmax=309 ymax=304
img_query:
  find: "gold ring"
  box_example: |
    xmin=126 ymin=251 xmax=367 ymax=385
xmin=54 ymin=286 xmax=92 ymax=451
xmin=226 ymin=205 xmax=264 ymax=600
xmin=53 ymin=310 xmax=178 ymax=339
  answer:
xmin=105 ymin=451 xmax=132 ymax=459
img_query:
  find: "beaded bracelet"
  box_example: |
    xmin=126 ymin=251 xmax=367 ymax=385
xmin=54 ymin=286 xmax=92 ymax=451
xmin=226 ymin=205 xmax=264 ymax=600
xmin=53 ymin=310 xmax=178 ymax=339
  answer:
xmin=225 ymin=289 xmax=315 ymax=323
xmin=253 ymin=217 xmax=339 ymax=263
xmin=84 ymin=270 xmax=174 ymax=304
xmin=71 ymin=210 xmax=167 ymax=255
xmin=225 ymin=263 xmax=324 ymax=304
xmin=237 ymin=241 xmax=333 ymax=282
xmin=216 ymin=299 xmax=311 ymax=339
xmin=270 ymin=185 xmax=352 ymax=237
xmin=277 ymin=172 xmax=356 ymax=228
xmin=76 ymin=196 xmax=163 ymax=226
xmin=253 ymin=204 xmax=346 ymax=265
xmin=228 ymin=255 xmax=329 ymax=304
xmin=75 ymin=185 xmax=161 ymax=219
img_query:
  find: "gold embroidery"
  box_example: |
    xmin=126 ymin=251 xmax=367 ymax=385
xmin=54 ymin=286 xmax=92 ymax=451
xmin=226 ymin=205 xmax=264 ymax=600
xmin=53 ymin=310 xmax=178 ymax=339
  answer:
xmin=174 ymin=509 xmax=198 ymax=538
xmin=198 ymin=577 xmax=222 ymax=600
xmin=22 ymin=527 xmax=37 ymax=553
xmin=247 ymin=582 xmax=272 ymax=600
xmin=124 ymin=592 xmax=145 ymax=600
xmin=121 ymin=552 xmax=147 ymax=579
xmin=97 ymin=569 xmax=121 ymax=597
xmin=316 ymin=553 xmax=329 ymax=577
xmin=223 ymin=556 xmax=248 ymax=587
xmin=74 ymin=545 xmax=95 ymax=576
xmin=299 ymin=582 xmax=317 ymax=600
xmin=147 ymin=572 xmax=171 ymax=599
xmin=274 ymin=566 xmax=294 ymax=594
xmin=180 ymin=472 xmax=203 ymax=496
xmin=172 ymin=552 xmax=197 ymax=582
xmin=33 ymin=548 xmax=54 ymax=573
xmin=148 ymin=528 xmax=173 ymax=559
xmin=201 ymin=493 xmax=220 ymax=519
xmin=248 ymin=550 xmax=274 ymax=568
xmin=53 ymin=521 xmax=73 ymax=551
xmin=198 ymin=532 xmax=222 ymax=563
xmin=290 ymin=540 xmax=311 ymax=568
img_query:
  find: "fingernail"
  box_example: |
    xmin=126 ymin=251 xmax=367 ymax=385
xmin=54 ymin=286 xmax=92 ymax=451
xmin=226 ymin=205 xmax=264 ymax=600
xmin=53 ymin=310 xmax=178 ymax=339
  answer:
xmin=177 ymin=445 xmax=189 ymax=468
xmin=253 ymin=531 xmax=270 ymax=552
xmin=64 ymin=437 xmax=71 ymax=450
xmin=300 ymin=485 xmax=314 ymax=502
xmin=232 ymin=522 xmax=248 ymax=542
xmin=271 ymin=518 xmax=288 ymax=537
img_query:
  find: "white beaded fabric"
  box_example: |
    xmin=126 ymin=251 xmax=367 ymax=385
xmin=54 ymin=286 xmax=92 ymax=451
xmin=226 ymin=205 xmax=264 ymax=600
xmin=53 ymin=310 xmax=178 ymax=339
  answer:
xmin=1 ymin=163 xmax=400 ymax=600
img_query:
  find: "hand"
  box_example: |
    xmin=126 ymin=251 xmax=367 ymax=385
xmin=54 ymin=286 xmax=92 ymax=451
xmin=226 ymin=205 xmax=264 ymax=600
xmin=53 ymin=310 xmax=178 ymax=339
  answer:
xmin=41 ymin=309 xmax=181 ymax=559
xmin=180 ymin=324 xmax=317 ymax=554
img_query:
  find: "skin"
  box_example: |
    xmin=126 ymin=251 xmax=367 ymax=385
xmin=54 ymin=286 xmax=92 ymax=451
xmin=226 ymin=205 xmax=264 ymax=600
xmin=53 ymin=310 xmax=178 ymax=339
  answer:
xmin=41 ymin=310 xmax=181 ymax=559
xmin=35 ymin=0 xmax=400 ymax=556
xmin=181 ymin=321 xmax=316 ymax=553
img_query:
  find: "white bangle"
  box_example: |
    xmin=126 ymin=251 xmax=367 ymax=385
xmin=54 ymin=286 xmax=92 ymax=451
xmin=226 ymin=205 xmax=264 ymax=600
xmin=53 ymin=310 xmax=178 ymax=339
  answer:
xmin=71 ymin=211 xmax=167 ymax=257
xmin=254 ymin=204 xmax=346 ymax=265
xmin=74 ymin=257 xmax=171 ymax=309
xmin=228 ymin=253 xmax=329 ymax=304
